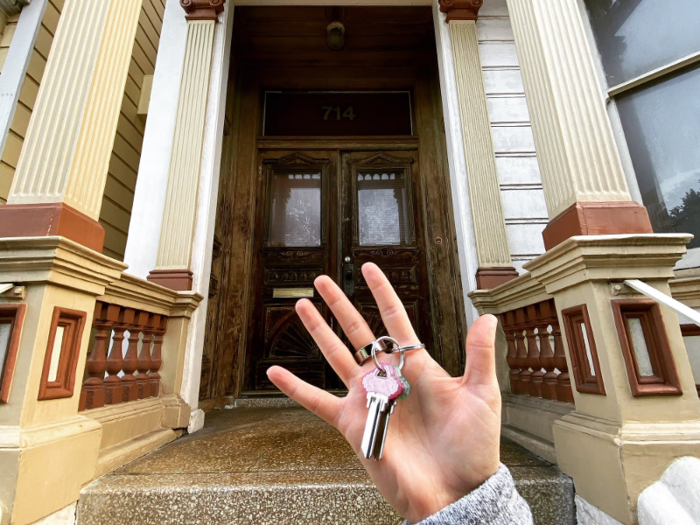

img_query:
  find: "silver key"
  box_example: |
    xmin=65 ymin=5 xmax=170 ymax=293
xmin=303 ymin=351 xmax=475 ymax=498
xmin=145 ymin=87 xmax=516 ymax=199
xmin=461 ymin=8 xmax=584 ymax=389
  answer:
xmin=361 ymin=366 xmax=404 ymax=460
xmin=372 ymin=366 xmax=410 ymax=460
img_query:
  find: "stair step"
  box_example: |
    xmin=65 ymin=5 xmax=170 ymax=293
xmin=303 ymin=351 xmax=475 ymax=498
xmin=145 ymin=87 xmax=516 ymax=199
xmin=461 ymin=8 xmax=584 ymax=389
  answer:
xmin=77 ymin=407 xmax=574 ymax=525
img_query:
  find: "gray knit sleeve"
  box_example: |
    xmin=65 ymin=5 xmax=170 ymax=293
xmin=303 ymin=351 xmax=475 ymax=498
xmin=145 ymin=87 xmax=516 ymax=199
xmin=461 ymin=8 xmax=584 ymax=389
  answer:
xmin=403 ymin=465 xmax=533 ymax=525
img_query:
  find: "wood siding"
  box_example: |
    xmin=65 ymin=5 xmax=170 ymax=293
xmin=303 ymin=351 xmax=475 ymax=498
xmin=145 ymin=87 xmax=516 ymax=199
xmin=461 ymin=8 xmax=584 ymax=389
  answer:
xmin=0 ymin=1 xmax=63 ymax=204
xmin=99 ymin=0 xmax=166 ymax=260
xmin=478 ymin=0 xmax=548 ymax=273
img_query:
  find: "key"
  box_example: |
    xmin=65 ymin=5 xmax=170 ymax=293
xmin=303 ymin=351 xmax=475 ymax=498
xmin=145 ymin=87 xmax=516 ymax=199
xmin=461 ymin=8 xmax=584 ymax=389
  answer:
xmin=361 ymin=365 xmax=404 ymax=460
xmin=372 ymin=366 xmax=411 ymax=460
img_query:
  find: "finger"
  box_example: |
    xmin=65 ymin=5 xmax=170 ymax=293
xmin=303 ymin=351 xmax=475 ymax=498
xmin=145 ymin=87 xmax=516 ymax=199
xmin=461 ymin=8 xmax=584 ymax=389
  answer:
xmin=314 ymin=275 xmax=375 ymax=350
xmin=361 ymin=263 xmax=419 ymax=346
xmin=463 ymin=314 xmax=499 ymax=387
xmin=296 ymin=298 xmax=359 ymax=385
xmin=267 ymin=366 xmax=342 ymax=427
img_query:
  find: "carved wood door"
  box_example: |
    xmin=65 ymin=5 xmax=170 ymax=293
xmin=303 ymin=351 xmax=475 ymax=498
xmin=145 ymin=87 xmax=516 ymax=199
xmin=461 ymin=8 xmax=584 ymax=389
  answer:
xmin=246 ymin=149 xmax=432 ymax=392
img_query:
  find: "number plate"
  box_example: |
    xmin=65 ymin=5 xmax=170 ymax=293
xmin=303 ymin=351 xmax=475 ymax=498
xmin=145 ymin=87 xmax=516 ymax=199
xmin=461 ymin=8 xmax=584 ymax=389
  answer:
xmin=273 ymin=288 xmax=315 ymax=298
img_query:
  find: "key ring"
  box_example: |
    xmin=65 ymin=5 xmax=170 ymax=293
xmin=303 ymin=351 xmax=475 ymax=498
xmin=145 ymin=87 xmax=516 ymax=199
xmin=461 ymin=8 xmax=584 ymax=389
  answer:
xmin=372 ymin=336 xmax=404 ymax=373
xmin=354 ymin=339 xmax=424 ymax=364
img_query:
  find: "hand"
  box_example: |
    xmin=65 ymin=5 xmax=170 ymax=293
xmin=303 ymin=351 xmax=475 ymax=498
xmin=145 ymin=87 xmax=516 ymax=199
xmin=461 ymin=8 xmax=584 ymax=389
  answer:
xmin=267 ymin=263 xmax=502 ymax=523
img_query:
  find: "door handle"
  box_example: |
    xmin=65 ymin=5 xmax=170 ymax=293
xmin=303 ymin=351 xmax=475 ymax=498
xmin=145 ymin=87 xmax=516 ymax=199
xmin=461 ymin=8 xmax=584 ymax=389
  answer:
xmin=343 ymin=258 xmax=355 ymax=295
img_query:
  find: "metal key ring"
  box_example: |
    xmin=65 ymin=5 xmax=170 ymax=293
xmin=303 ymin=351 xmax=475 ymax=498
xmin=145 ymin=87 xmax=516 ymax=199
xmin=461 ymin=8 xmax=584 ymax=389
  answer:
xmin=372 ymin=336 xmax=404 ymax=373
xmin=386 ymin=343 xmax=425 ymax=355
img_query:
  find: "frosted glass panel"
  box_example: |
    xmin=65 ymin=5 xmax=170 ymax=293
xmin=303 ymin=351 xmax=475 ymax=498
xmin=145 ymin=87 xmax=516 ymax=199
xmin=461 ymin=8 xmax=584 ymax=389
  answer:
xmin=627 ymin=317 xmax=653 ymax=376
xmin=269 ymin=171 xmax=322 ymax=247
xmin=586 ymin=0 xmax=700 ymax=85
xmin=616 ymin=65 xmax=700 ymax=248
xmin=580 ymin=322 xmax=595 ymax=376
xmin=48 ymin=326 xmax=65 ymax=382
xmin=357 ymin=170 xmax=410 ymax=246
xmin=0 ymin=323 xmax=11 ymax=374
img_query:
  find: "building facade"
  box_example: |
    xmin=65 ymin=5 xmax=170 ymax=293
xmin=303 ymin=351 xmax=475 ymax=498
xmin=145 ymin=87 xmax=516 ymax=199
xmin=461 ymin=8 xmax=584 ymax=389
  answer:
xmin=0 ymin=0 xmax=698 ymax=523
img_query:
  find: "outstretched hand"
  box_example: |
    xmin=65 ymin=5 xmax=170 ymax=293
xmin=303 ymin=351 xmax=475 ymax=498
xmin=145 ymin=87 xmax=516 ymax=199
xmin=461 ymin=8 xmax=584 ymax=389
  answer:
xmin=267 ymin=263 xmax=502 ymax=524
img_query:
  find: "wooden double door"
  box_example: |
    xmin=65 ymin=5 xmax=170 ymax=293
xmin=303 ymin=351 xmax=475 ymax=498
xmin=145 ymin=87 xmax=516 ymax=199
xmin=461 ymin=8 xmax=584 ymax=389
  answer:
xmin=245 ymin=148 xmax=433 ymax=391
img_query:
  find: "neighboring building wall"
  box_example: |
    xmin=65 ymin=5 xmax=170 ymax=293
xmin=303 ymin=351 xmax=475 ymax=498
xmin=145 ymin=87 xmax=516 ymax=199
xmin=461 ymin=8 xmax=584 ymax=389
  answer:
xmin=0 ymin=12 xmax=20 ymax=71
xmin=0 ymin=0 xmax=62 ymax=204
xmin=477 ymin=0 xmax=547 ymax=273
xmin=99 ymin=0 xmax=166 ymax=260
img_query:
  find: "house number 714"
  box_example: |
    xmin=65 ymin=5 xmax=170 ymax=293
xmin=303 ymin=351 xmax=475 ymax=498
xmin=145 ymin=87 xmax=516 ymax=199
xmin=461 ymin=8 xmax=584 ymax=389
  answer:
xmin=322 ymin=106 xmax=356 ymax=121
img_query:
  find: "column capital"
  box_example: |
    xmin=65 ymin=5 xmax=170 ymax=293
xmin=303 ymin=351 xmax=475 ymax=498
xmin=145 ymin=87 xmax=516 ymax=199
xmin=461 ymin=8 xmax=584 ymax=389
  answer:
xmin=439 ymin=0 xmax=483 ymax=22
xmin=180 ymin=0 xmax=225 ymax=21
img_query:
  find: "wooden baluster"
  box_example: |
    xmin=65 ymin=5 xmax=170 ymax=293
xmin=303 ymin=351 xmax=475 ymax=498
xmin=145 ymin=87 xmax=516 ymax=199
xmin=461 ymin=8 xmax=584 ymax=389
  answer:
xmin=521 ymin=305 xmax=538 ymax=397
xmin=502 ymin=312 xmax=520 ymax=394
xmin=137 ymin=313 xmax=154 ymax=399
xmin=149 ymin=315 xmax=167 ymax=397
xmin=538 ymin=300 xmax=558 ymax=400
xmin=80 ymin=302 xmax=110 ymax=411
xmin=103 ymin=304 xmax=125 ymax=405
xmin=552 ymin=319 xmax=574 ymax=403
xmin=513 ymin=308 xmax=529 ymax=395
xmin=528 ymin=304 xmax=545 ymax=398
xmin=121 ymin=309 xmax=144 ymax=402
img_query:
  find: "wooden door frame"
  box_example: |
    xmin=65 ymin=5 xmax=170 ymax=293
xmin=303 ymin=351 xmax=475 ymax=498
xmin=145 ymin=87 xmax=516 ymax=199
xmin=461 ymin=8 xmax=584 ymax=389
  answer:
xmin=200 ymin=64 xmax=467 ymax=406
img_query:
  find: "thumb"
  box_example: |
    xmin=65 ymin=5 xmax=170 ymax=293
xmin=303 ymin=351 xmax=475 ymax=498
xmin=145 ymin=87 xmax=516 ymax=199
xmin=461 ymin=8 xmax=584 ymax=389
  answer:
xmin=462 ymin=314 xmax=499 ymax=387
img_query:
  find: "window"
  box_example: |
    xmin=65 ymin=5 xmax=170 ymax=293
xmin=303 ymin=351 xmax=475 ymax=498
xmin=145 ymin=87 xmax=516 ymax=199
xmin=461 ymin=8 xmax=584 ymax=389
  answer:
xmin=0 ymin=304 xmax=26 ymax=403
xmin=585 ymin=0 xmax=700 ymax=250
xmin=561 ymin=305 xmax=605 ymax=395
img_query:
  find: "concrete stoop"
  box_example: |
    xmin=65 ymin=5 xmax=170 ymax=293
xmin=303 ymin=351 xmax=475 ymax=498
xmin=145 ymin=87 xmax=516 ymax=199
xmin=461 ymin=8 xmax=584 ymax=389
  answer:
xmin=77 ymin=407 xmax=575 ymax=525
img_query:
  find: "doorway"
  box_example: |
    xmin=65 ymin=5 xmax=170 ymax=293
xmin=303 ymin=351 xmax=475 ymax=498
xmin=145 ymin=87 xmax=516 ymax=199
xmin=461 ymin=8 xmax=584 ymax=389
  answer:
xmin=200 ymin=6 xmax=467 ymax=405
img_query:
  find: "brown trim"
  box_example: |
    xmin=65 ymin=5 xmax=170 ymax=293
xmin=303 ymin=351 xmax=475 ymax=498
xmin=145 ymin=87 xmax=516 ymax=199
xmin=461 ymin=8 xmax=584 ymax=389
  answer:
xmin=680 ymin=324 xmax=700 ymax=337
xmin=542 ymin=201 xmax=653 ymax=251
xmin=38 ymin=307 xmax=87 ymax=401
xmin=147 ymin=269 xmax=194 ymax=291
xmin=561 ymin=304 xmax=605 ymax=395
xmin=180 ymin=0 xmax=225 ymax=21
xmin=438 ymin=0 xmax=483 ymax=21
xmin=612 ymin=299 xmax=682 ymax=397
xmin=475 ymin=267 xmax=519 ymax=290
xmin=0 ymin=304 xmax=27 ymax=404
xmin=0 ymin=202 xmax=105 ymax=252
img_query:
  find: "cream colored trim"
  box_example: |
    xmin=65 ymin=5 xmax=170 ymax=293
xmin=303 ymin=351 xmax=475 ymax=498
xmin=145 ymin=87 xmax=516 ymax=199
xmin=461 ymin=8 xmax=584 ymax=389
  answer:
xmin=469 ymin=272 xmax=550 ymax=315
xmin=155 ymin=19 xmax=217 ymax=270
xmin=0 ymin=0 xmax=30 ymax=18
xmin=506 ymin=0 xmax=632 ymax=219
xmin=448 ymin=20 xmax=513 ymax=268
xmin=607 ymin=50 xmax=700 ymax=99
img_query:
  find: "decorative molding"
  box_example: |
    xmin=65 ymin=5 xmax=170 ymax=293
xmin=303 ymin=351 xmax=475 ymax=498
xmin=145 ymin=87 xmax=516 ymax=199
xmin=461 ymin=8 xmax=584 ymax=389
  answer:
xmin=38 ymin=307 xmax=87 ymax=401
xmin=542 ymin=201 xmax=653 ymax=251
xmin=148 ymin=269 xmax=194 ymax=291
xmin=180 ymin=0 xmax=225 ymax=21
xmin=475 ymin=266 xmax=519 ymax=289
xmin=561 ymin=304 xmax=605 ymax=396
xmin=438 ymin=0 xmax=483 ymax=22
xmin=611 ymin=299 xmax=682 ymax=397
xmin=0 ymin=304 xmax=27 ymax=403
xmin=0 ymin=202 xmax=106 ymax=252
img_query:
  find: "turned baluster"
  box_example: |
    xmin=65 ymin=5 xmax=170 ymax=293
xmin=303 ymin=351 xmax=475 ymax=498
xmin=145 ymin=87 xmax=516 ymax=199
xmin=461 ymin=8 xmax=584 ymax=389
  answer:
xmin=528 ymin=304 xmax=545 ymax=398
xmin=538 ymin=300 xmax=558 ymax=400
xmin=137 ymin=313 xmax=154 ymax=399
xmin=502 ymin=312 xmax=520 ymax=394
xmin=79 ymin=303 xmax=111 ymax=411
xmin=552 ymin=321 xmax=574 ymax=403
xmin=121 ymin=309 xmax=144 ymax=402
xmin=149 ymin=315 xmax=167 ymax=397
xmin=103 ymin=304 xmax=125 ymax=405
xmin=513 ymin=309 xmax=529 ymax=395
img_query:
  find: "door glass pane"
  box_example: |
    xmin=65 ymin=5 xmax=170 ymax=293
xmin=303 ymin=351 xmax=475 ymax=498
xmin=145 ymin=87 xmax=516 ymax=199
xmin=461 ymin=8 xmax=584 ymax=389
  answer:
xmin=357 ymin=170 xmax=410 ymax=246
xmin=269 ymin=171 xmax=322 ymax=247
xmin=616 ymin=65 xmax=700 ymax=248
xmin=585 ymin=0 xmax=700 ymax=86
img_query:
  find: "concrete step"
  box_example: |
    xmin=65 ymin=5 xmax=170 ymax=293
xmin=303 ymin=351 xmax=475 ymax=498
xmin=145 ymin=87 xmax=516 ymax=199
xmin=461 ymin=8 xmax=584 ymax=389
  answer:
xmin=77 ymin=407 xmax=575 ymax=525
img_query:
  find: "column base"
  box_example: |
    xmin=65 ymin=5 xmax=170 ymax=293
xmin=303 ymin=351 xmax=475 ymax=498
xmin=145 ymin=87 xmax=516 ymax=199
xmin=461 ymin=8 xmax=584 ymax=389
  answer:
xmin=147 ymin=269 xmax=193 ymax=291
xmin=476 ymin=266 xmax=519 ymax=289
xmin=0 ymin=202 xmax=105 ymax=252
xmin=542 ymin=201 xmax=653 ymax=251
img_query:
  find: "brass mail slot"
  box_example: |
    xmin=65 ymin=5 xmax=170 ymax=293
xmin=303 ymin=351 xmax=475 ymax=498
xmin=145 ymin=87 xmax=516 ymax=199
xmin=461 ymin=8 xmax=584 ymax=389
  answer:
xmin=273 ymin=288 xmax=314 ymax=299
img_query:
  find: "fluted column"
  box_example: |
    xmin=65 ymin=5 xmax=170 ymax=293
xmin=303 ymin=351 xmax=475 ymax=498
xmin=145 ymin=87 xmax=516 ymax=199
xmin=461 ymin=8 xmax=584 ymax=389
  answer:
xmin=439 ymin=0 xmax=518 ymax=289
xmin=148 ymin=0 xmax=224 ymax=291
xmin=506 ymin=0 xmax=653 ymax=250
xmin=0 ymin=0 xmax=144 ymax=252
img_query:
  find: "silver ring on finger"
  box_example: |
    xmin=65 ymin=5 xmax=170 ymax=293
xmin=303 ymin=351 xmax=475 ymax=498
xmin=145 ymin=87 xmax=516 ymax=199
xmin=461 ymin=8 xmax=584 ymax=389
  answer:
xmin=372 ymin=336 xmax=403 ymax=372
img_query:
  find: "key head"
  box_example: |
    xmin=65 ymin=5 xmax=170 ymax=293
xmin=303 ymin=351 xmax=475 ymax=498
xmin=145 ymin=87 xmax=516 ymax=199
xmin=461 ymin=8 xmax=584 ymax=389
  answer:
xmin=362 ymin=366 xmax=404 ymax=400
xmin=393 ymin=365 xmax=411 ymax=401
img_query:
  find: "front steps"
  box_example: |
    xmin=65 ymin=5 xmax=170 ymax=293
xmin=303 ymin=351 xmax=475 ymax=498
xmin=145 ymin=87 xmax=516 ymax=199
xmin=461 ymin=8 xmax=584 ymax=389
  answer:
xmin=77 ymin=407 xmax=575 ymax=525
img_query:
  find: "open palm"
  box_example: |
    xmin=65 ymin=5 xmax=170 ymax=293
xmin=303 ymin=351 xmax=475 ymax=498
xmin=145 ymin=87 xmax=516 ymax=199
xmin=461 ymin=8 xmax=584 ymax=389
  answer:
xmin=267 ymin=263 xmax=502 ymax=524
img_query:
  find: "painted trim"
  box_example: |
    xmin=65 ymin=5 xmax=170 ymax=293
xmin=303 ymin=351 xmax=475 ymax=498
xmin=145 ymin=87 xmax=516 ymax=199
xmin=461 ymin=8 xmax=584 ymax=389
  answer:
xmin=561 ymin=304 xmax=605 ymax=396
xmin=611 ymin=299 xmax=682 ymax=397
xmin=38 ymin=307 xmax=87 ymax=401
xmin=0 ymin=303 xmax=27 ymax=403
xmin=0 ymin=0 xmax=47 ymax=162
